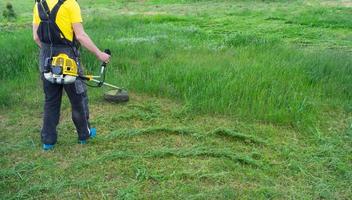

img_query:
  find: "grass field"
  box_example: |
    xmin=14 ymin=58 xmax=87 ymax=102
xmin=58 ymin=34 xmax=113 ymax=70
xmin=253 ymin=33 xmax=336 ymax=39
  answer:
xmin=1 ymin=0 xmax=352 ymax=199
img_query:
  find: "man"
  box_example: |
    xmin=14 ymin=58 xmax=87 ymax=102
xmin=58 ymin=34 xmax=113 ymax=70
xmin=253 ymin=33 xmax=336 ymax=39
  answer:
xmin=32 ymin=0 xmax=110 ymax=150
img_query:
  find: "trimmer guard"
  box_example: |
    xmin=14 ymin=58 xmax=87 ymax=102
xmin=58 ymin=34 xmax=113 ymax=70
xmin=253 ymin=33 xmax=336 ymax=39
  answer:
xmin=104 ymin=89 xmax=129 ymax=103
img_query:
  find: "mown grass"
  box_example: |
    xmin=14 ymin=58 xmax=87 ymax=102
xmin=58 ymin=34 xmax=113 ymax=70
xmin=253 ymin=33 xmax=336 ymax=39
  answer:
xmin=1 ymin=94 xmax=351 ymax=199
xmin=1 ymin=0 xmax=352 ymax=199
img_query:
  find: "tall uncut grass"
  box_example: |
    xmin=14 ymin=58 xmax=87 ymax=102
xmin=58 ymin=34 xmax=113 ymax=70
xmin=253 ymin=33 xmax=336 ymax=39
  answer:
xmin=84 ymin=16 xmax=352 ymax=128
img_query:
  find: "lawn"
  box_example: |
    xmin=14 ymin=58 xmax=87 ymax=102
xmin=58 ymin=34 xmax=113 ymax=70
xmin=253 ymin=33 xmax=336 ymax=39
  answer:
xmin=0 ymin=0 xmax=351 ymax=199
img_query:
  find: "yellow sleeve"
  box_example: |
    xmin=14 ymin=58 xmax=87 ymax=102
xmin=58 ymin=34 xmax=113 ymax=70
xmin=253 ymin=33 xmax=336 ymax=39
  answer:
xmin=68 ymin=1 xmax=83 ymax=23
xmin=33 ymin=3 xmax=40 ymax=25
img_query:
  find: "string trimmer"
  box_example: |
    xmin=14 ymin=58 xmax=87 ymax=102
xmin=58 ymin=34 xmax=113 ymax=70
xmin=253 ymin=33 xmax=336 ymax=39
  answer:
xmin=43 ymin=49 xmax=129 ymax=103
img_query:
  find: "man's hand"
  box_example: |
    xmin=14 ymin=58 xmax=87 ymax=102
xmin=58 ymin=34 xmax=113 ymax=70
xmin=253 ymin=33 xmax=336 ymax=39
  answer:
xmin=96 ymin=51 xmax=111 ymax=63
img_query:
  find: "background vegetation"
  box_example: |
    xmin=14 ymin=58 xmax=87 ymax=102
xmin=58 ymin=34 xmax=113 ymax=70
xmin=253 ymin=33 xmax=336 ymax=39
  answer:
xmin=1 ymin=0 xmax=351 ymax=199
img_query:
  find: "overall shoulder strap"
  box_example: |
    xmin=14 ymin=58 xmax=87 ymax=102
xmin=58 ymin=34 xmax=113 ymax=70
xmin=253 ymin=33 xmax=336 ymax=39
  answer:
xmin=48 ymin=0 xmax=71 ymax=43
xmin=49 ymin=0 xmax=66 ymax=21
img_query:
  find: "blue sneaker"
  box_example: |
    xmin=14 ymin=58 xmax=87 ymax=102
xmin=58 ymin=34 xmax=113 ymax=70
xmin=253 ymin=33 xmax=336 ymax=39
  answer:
xmin=89 ymin=128 xmax=96 ymax=139
xmin=78 ymin=140 xmax=87 ymax=144
xmin=43 ymin=144 xmax=54 ymax=151
xmin=78 ymin=128 xmax=96 ymax=144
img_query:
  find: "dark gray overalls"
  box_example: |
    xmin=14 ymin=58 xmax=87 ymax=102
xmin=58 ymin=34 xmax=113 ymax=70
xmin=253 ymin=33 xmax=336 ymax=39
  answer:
xmin=36 ymin=0 xmax=90 ymax=145
xmin=39 ymin=44 xmax=90 ymax=145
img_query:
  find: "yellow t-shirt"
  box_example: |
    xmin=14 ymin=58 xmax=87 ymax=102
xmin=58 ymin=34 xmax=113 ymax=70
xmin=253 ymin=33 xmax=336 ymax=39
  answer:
xmin=33 ymin=0 xmax=82 ymax=42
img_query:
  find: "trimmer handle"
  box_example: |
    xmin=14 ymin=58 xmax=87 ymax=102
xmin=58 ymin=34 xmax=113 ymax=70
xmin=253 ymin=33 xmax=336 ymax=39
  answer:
xmin=105 ymin=49 xmax=111 ymax=55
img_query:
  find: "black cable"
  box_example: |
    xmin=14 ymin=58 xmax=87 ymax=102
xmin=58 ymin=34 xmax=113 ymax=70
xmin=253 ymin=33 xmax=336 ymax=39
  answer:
xmin=80 ymin=64 xmax=107 ymax=88
xmin=82 ymin=81 xmax=102 ymax=88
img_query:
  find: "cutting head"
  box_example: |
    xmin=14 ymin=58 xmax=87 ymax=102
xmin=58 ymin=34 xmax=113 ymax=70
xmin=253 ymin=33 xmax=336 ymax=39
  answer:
xmin=104 ymin=89 xmax=129 ymax=103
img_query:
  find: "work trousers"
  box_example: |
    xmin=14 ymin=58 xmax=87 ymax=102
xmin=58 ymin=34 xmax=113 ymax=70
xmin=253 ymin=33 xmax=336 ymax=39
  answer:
xmin=41 ymin=79 xmax=90 ymax=144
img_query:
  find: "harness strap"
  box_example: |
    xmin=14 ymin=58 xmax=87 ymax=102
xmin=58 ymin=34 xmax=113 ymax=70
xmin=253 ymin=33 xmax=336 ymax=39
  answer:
xmin=41 ymin=0 xmax=51 ymax=17
xmin=37 ymin=0 xmax=49 ymax=21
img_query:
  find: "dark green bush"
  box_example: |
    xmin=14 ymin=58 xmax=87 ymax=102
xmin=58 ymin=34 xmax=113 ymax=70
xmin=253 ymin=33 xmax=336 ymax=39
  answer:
xmin=2 ymin=2 xmax=16 ymax=20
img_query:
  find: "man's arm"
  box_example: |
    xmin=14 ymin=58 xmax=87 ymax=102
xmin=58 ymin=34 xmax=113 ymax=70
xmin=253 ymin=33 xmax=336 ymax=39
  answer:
xmin=32 ymin=24 xmax=41 ymax=48
xmin=73 ymin=23 xmax=110 ymax=63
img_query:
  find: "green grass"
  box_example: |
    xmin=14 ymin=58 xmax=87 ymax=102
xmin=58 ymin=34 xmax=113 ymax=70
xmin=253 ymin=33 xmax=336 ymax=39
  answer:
xmin=1 ymin=0 xmax=352 ymax=199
